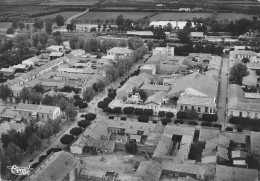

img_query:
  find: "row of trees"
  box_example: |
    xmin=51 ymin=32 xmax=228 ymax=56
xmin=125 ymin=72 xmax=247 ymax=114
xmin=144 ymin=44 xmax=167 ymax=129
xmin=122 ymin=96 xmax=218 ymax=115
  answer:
xmin=177 ymin=110 xmax=218 ymax=122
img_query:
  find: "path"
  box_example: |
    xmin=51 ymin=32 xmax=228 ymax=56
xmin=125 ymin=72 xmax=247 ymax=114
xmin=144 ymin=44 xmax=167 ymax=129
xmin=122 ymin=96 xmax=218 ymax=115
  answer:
xmin=217 ymin=56 xmax=229 ymax=130
xmin=65 ymin=8 xmax=89 ymax=25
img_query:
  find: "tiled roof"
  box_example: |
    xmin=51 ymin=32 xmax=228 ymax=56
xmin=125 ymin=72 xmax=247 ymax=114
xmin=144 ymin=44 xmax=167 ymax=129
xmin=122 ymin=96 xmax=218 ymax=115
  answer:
xmin=161 ymin=162 xmax=216 ymax=177
xmin=216 ymin=165 xmax=258 ymax=181
xmin=167 ymin=72 xmax=218 ymax=98
xmin=16 ymin=103 xmax=59 ymax=114
xmin=126 ymin=31 xmax=154 ymax=36
xmin=24 ymin=151 xmax=79 ymax=181
xmin=107 ymin=47 xmax=133 ymax=54
xmin=152 ymin=135 xmax=172 ymax=157
xmin=135 ymin=161 xmax=162 ymax=181
xmin=177 ymin=95 xmax=216 ymax=107
xmin=145 ymin=91 xmax=167 ymax=105
xmin=191 ymin=32 xmax=204 ymax=37
xmin=0 ymin=122 xmax=25 ymax=134
xmin=242 ymin=69 xmax=257 ymax=87
xmin=140 ymin=64 xmax=156 ymax=70
xmin=164 ymin=124 xmax=195 ymax=136
xmin=140 ymin=84 xmax=169 ymax=92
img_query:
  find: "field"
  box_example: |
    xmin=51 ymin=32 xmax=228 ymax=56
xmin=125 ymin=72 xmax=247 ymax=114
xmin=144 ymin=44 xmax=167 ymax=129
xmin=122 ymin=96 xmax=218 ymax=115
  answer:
xmin=38 ymin=11 xmax=81 ymax=20
xmin=0 ymin=22 xmax=12 ymax=29
xmin=40 ymin=0 xmax=99 ymax=6
xmin=76 ymin=12 xmax=154 ymax=22
xmin=151 ymin=12 xmax=254 ymax=21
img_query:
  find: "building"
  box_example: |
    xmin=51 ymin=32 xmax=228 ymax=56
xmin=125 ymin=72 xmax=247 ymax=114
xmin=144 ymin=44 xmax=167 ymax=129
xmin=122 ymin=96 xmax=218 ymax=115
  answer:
xmin=24 ymin=151 xmax=79 ymax=181
xmin=0 ymin=68 xmax=15 ymax=78
xmin=0 ymin=121 xmax=25 ymax=139
xmin=70 ymin=49 xmax=85 ymax=57
xmin=140 ymin=64 xmax=156 ymax=76
xmin=15 ymin=103 xmax=61 ymax=123
xmin=165 ymin=32 xmax=178 ymax=40
xmin=150 ymin=21 xmax=194 ymax=29
xmin=228 ymin=84 xmax=260 ymax=118
xmin=230 ymin=50 xmax=257 ymax=60
xmin=153 ymin=46 xmax=175 ymax=61
xmin=135 ymin=161 xmax=162 ymax=181
xmin=49 ymin=52 xmax=64 ymax=60
xmin=251 ymin=131 xmax=260 ymax=161
xmin=107 ymin=47 xmax=133 ymax=60
xmin=46 ymin=45 xmax=64 ymax=52
xmin=140 ymin=84 xmax=169 ymax=96
xmin=167 ymin=72 xmax=218 ymax=114
xmin=22 ymin=56 xmax=40 ymax=67
xmin=242 ymin=69 xmax=257 ymax=87
xmin=126 ymin=31 xmax=154 ymax=38
xmin=190 ymin=32 xmax=204 ymax=41
xmin=215 ymin=165 xmax=258 ymax=181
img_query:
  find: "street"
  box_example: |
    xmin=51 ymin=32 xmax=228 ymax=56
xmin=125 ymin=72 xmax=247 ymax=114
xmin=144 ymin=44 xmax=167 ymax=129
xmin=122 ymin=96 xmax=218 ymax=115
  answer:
xmin=217 ymin=56 xmax=229 ymax=130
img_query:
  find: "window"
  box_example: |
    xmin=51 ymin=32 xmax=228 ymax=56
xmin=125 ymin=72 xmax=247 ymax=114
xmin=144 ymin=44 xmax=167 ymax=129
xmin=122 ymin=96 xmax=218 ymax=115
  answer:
xmin=247 ymin=112 xmax=250 ymax=117
xmin=205 ymin=107 xmax=208 ymax=113
xmin=255 ymin=113 xmax=258 ymax=118
xmin=198 ymin=107 xmax=201 ymax=113
xmin=180 ymin=106 xmax=183 ymax=111
xmin=42 ymin=115 xmax=44 ymax=118
xmin=47 ymin=115 xmax=50 ymax=119
xmin=29 ymin=113 xmax=31 ymax=116
xmin=192 ymin=106 xmax=194 ymax=110
xmin=239 ymin=112 xmax=242 ymax=117
xmin=185 ymin=106 xmax=188 ymax=111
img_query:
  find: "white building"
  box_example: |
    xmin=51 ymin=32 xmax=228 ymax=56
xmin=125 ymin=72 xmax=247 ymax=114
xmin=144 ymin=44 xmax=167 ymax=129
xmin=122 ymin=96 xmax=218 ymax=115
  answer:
xmin=153 ymin=46 xmax=175 ymax=60
xmin=150 ymin=21 xmax=194 ymax=29
xmin=107 ymin=47 xmax=133 ymax=60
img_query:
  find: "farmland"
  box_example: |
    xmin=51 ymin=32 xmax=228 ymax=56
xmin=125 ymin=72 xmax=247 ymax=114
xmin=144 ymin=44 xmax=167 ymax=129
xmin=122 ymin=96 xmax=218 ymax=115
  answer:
xmin=150 ymin=12 xmax=254 ymax=21
xmin=76 ymin=12 xmax=154 ymax=22
xmin=40 ymin=0 xmax=100 ymax=6
xmin=37 ymin=11 xmax=81 ymax=20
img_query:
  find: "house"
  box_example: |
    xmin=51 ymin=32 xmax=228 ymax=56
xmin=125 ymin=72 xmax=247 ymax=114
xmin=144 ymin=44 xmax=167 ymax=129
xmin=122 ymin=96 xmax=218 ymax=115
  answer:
xmin=140 ymin=84 xmax=169 ymax=96
xmin=107 ymin=47 xmax=133 ymax=60
xmin=230 ymin=50 xmax=257 ymax=60
xmin=140 ymin=64 xmax=156 ymax=76
xmin=11 ymin=64 xmax=27 ymax=72
xmin=15 ymin=103 xmax=61 ymax=123
xmin=24 ymin=151 xmax=79 ymax=181
xmin=38 ymin=53 xmax=50 ymax=63
xmin=150 ymin=21 xmax=194 ymax=29
xmin=165 ymin=32 xmax=178 ymax=40
xmin=250 ymin=132 xmax=260 ymax=161
xmin=7 ymin=85 xmax=23 ymax=103
xmin=22 ymin=56 xmax=40 ymax=67
xmin=228 ymin=84 xmax=260 ymax=118
xmin=57 ymin=67 xmax=97 ymax=74
xmin=167 ymin=72 xmax=218 ymax=114
xmin=46 ymin=45 xmax=64 ymax=52
xmin=179 ymin=8 xmax=191 ymax=11
xmin=158 ymin=64 xmax=187 ymax=75
xmin=0 ymin=106 xmax=22 ymax=122
xmin=231 ymin=150 xmax=247 ymax=160
xmin=215 ymin=165 xmax=258 ymax=181
xmin=126 ymin=31 xmax=154 ymax=38
xmin=0 ymin=68 xmax=15 ymax=78
xmin=70 ymin=49 xmax=85 ymax=57
xmin=190 ymin=32 xmax=204 ymax=41
xmin=49 ymin=52 xmax=64 ymax=60
xmin=144 ymin=91 xmax=167 ymax=111
xmin=0 ymin=121 xmax=25 ymax=139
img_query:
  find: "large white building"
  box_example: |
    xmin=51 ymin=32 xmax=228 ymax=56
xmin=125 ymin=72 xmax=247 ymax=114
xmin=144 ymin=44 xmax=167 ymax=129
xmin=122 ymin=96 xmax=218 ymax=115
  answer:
xmin=153 ymin=46 xmax=175 ymax=60
xmin=107 ymin=47 xmax=133 ymax=60
xmin=150 ymin=21 xmax=194 ymax=29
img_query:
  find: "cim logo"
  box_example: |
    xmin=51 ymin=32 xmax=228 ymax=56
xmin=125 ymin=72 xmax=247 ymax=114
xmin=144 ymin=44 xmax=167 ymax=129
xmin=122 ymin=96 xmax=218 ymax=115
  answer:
xmin=7 ymin=165 xmax=33 ymax=176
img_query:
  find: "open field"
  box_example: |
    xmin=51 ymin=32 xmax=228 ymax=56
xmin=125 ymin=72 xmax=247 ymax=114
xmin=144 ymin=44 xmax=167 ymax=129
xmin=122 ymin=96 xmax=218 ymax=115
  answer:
xmin=76 ymin=12 xmax=154 ymax=22
xmin=151 ymin=12 xmax=254 ymax=21
xmin=0 ymin=22 xmax=12 ymax=29
xmin=40 ymin=0 xmax=99 ymax=6
xmin=38 ymin=11 xmax=81 ymax=20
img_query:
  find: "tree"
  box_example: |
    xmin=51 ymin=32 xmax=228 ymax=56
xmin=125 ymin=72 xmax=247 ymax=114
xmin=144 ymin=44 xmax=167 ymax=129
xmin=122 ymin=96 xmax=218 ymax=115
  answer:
xmin=45 ymin=19 xmax=52 ymax=35
xmin=127 ymin=37 xmax=144 ymax=50
xmin=166 ymin=112 xmax=174 ymax=118
xmin=226 ymin=127 xmax=233 ymax=131
xmin=69 ymin=35 xmax=79 ymax=49
xmin=177 ymin=28 xmax=191 ymax=43
xmin=53 ymin=31 xmax=63 ymax=45
xmin=77 ymin=120 xmax=90 ymax=128
xmin=66 ymin=23 xmax=75 ymax=32
xmin=14 ymin=33 xmax=31 ymax=57
xmin=17 ymin=21 xmax=25 ymax=30
xmin=202 ymin=113 xmax=218 ymax=122
xmin=162 ymin=118 xmax=172 ymax=125
xmin=95 ymin=80 xmax=106 ymax=93
xmin=105 ymin=66 xmax=119 ymax=82
xmin=82 ymin=87 xmax=96 ymax=102
xmin=134 ymin=108 xmax=144 ymax=115
xmin=0 ymin=84 xmax=11 ymax=102
xmin=108 ymin=89 xmax=117 ymax=99
xmin=55 ymin=15 xmax=65 ymax=27
xmin=32 ymin=84 xmax=45 ymax=94
xmin=118 ymin=39 xmax=127 ymax=47
xmin=32 ymin=33 xmax=39 ymax=47
xmin=69 ymin=127 xmax=82 ymax=137
xmin=42 ymin=95 xmax=54 ymax=105
xmin=51 ymin=118 xmax=62 ymax=135
xmin=65 ymin=104 xmax=78 ymax=121
xmin=201 ymin=122 xmax=212 ymax=127
xmin=97 ymin=101 xmax=108 ymax=109
xmin=57 ymin=97 xmax=68 ymax=114
xmin=27 ymin=133 xmax=41 ymax=155
xmin=188 ymin=120 xmax=198 ymax=125
xmin=146 ymin=40 xmax=154 ymax=51
xmin=158 ymin=111 xmax=165 ymax=117
xmin=33 ymin=18 xmax=44 ymax=30
xmin=138 ymin=115 xmax=149 ymax=122
xmin=2 ymin=39 xmax=13 ymax=52
xmin=29 ymin=90 xmax=42 ymax=104
xmin=138 ymin=89 xmax=147 ymax=101
xmin=177 ymin=111 xmax=187 ymax=119
xmin=60 ymin=134 xmax=74 ymax=146
xmin=6 ymin=27 xmax=14 ymax=34
xmin=125 ymin=140 xmax=137 ymax=154
xmin=38 ymin=32 xmax=48 ymax=48
xmin=76 ymin=38 xmax=85 ymax=49
xmin=85 ymin=113 xmax=96 ymax=121
xmin=174 ymin=119 xmax=184 ymax=124
xmin=84 ymin=38 xmax=100 ymax=52
xmin=12 ymin=21 xmax=18 ymax=29
xmin=186 ymin=109 xmax=198 ymax=120
xmin=4 ymin=141 xmax=23 ymax=165
xmin=143 ymin=109 xmax=153 ymax=116
xmin=19 ymin=87 xmax=30 ymax=103
xmin=116 ymin=14 xmax=124 ymax=32
xmin=123 ymin=107 xmax=134 ymax=114
xmin=241 ymin=57 xmax=250 ymax=64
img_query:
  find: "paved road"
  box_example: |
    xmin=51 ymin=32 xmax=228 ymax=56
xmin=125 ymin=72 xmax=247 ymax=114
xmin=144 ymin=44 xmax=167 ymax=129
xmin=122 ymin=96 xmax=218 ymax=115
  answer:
xmin=217 ymin=56 xmax=229 ymax=130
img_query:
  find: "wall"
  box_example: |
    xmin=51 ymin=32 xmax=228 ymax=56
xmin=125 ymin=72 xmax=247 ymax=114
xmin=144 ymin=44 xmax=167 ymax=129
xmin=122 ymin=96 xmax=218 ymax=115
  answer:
xmin=228 ymin=109 xmax=260 ymax=119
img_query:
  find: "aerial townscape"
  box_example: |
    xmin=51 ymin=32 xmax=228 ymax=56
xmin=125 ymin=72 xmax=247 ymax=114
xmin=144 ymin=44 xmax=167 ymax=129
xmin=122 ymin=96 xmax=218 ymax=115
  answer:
xmin=1 ymin=0 xmax=260 ymax=180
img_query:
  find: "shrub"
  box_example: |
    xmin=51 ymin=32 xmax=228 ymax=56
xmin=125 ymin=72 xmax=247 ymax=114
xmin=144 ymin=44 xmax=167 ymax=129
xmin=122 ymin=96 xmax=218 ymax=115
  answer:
xmin=108 ymin=116 xmax=114 ymax=119
xmin=69 ymin=127 xmax=83 ymax=136
xmin=174 ymin=119 xmax=184 ymax=124
xmin=202 ymin=113 xmax=218 ymax=122
xmin=46 ymin=148 xmax=62 ymax=155
xmin=113 ymin=107 xmax=121 ymax=114
xmin=121 ymin=117 xmax=126 ymax=121
xmin=230 ymin=116 xmax=260 ymax=126
xmin=103 ymin=107 xmax=113 ymax=113
xmin=85 ymin=113 xmax=96 ymax=121
xmin=98 ymin=101 xmax=108 ymax=109
xmin=60 ymin=134 xmax=75 ymax=145
xmin=134 ymin=108 xmax=143 ymax=115
xmin=143 ymin=109 xmax=153 ymax=116
xmin=237 ymin=127 xmax=243 ymax=132
xmin=166 ymin=112 xmax=174 ymax=118
xmin=77 ymin=120 xmax=90 ymax=128
xmin=201 ymin=122 xmax=212 ymax=127
xmin=162 ymin=118 xmax=172 ymax=125
xmin=38 ymin=155 xmax=47 ymax=163
xmin=177 ymin=111 xmax=187 ymax=119
xmin=123 ymin=107 xmax=134 ymax=114
xmin=152 ymin=120 xmax=157 ymax=124
xmin=188 ymin=120 xmax=198 ymax=125
xmin=138 ymin=115 xmax=149 ymax=123
xmin=103 ymin=97 xmax=113 ymax=103
xmin=158 ymin=111 xmax=165 ymax=117
xmin=213 ymin=124 xmax=222 ymax=129
xmin=226 ymin=127 xmax=233 ymax=131
xmin=187 ymin=109 xmax=198 ymax=120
